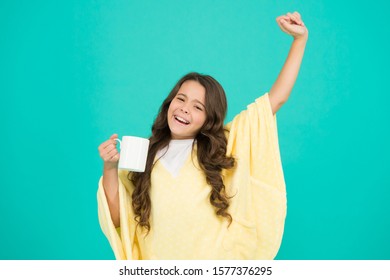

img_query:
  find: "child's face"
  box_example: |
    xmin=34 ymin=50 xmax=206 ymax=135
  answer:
xmin=167 ymin=80 xmax=207 ymax=139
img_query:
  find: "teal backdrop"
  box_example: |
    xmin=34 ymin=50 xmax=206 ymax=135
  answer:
xmin=1 ymin=0 xmax=389 ymax=260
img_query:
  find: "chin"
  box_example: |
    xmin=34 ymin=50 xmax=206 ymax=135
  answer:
xmin=170 ymin=131 xmax=196 ymax=140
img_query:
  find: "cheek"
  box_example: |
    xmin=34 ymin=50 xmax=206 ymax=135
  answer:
xmin=194 ymin=112 xmax=207 ymax=127
xmin=167 ymin=103 xmax=175 ymax=116
xmin=169 ymin=101 xmax=181 ymax=113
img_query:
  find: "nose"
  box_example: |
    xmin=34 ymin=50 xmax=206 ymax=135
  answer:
xmin=180 ymin=106 xmax=189 ymax=114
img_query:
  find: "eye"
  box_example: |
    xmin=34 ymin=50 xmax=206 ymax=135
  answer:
xmin=177 ymin=97 xmax=185 ymax=102
xmin=195 ymin=105 xmax=203 ymax=111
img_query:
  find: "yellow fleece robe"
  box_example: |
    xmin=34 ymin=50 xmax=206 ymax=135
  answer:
xmin=97 ymin=93 xmax=287 ymax=259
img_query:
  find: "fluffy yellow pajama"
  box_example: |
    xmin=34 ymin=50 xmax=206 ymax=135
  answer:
xmin=98 ymin=93 xmax=287 ymax=259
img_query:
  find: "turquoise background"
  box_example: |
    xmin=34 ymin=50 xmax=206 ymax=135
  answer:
xmin=1 ymin=0 xmax=389 ymax=260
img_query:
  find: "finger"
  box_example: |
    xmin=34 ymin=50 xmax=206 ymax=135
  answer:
xmin=286 ymin=14 xmax=297 ymax=25
xmin=291 ymin=12 xmax=303 ymax=25
xmin=291 ymin=17 xmax=303 ymax=26
xmin=278 ymin=20 xmax=290 ymax=34
xmin=288 ymin=13 xmax=299 ymax=24
xmin=109 ymin=134 xmax=119 ymax=146
xmin=277 ymin=16 xmax=290 ymax=26
xmin=99 ymin=143 xmax=116 ymax=159
xmin=99 ymin=137 xmax=118 ymax=151
xmin=104 ymin=143 xmax=118 ymax=154
xmin=110 ymin=133 xmax=118 ymax=140
xmin=293 ymin=11 xmax=301 ymax=20
xmin=102 ymin=146 xmax=119 ymax=161
xmin=278 ymin=14 xmax=289 ymax=20
xmin=109 ymin=153 xmax=119 ymax=162
xmin=281 ymin=15 xmax=290 ymax=22
xmin=280 ymin=17 xmax=291 ymax=25
xmin=105 ymin=148 xmax=120 ymax=162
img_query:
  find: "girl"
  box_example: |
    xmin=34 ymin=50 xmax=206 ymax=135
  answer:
xmin=98 ymin=12 xmax=308 ymax=260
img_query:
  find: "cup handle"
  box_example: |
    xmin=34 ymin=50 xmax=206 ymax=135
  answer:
xmin=114 ymin=138 xmax=121 ymax=149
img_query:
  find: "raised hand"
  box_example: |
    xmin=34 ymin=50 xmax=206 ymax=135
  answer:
xmin=276 ymin=12 xmax=308 ymax=40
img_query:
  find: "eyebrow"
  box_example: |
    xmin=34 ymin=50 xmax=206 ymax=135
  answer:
xmin=177 ymin=93 xmax=206 ymax=109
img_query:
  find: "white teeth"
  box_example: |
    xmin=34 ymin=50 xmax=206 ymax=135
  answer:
xmin=175 ymin=116 xmax=190 ymax=124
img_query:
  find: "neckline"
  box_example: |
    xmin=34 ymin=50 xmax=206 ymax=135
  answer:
xmin=155 ymin=143 xmax=198 ymax=179
xmin=169 ymin=139 xmax=195 ymax=146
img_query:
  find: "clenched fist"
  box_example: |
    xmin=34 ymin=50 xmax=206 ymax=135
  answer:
xmin=276 ymin=12 xmax=308 ymax=39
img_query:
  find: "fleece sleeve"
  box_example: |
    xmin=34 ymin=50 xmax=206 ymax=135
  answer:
xmin=97 ymin=170 xmax=140 ymax=259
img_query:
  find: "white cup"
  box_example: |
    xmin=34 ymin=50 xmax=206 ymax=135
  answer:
xmin=115 ymin=136 xmax=150 ymax=172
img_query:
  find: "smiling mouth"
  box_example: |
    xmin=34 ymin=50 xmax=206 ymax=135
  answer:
xmin=174 ymin=115 xmax=190 ymax=125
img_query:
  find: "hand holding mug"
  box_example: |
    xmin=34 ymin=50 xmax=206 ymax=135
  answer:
xmin=98 ymin=133 xmax=120 ymax=170
xmin=98 ymin=134 xmax=150 ymax=172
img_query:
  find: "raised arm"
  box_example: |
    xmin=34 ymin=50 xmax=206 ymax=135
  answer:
xmin=268 ymin=12 xmax=308 ymax=115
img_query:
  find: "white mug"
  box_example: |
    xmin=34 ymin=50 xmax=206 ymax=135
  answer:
xmin=115 ymin=136 xmax=150 ymax=172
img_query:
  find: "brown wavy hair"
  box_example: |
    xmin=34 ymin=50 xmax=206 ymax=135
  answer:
xmin=129 ymin=72 xmax=235 ymax=232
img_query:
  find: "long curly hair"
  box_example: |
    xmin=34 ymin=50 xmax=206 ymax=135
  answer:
xmin=129 ymin=72 xmax=235 ymax=232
